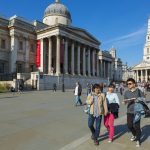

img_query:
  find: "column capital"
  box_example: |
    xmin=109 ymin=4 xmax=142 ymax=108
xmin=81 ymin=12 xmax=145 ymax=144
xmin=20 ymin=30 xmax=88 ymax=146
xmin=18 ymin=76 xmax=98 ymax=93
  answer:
xmin=48 ymin=36 xmax=52 ymax=39
xmin=56 ymin=34 xmax=61 ymax=39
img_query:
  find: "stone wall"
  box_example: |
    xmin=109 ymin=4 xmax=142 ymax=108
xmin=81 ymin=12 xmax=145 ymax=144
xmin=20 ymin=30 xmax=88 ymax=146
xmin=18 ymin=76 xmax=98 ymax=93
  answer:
xmin=37 ymin=74 xmax=108 ymax=90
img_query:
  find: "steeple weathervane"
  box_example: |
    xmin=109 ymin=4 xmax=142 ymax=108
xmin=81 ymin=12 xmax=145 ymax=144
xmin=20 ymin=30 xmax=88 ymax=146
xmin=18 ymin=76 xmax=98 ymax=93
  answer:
xmin=55 ymin=0 xmax=60 ymax=3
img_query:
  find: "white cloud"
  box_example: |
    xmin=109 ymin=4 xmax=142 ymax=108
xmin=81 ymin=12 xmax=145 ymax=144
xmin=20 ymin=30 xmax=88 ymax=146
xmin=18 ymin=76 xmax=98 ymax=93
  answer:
xmin=103 ymin=24 xmax=147 ymax=48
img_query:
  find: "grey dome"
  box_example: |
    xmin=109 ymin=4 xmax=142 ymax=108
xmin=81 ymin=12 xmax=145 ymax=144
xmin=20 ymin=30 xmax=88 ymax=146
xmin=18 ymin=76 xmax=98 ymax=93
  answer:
xmin=44 ymin=1 xmax=71 ymax=20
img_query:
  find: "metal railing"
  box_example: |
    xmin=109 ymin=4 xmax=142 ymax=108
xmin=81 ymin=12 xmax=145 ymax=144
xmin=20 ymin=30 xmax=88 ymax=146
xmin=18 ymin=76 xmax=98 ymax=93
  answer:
xmin=0 ymin=73 xmax=16 ymax=81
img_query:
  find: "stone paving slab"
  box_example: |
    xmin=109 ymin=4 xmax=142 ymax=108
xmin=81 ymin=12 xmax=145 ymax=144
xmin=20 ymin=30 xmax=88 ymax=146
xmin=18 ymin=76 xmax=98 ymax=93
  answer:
xmin=60 ymin=116 xmax=150 ymax=150
xmin=0 ymin=90 xmax=150 ymax=150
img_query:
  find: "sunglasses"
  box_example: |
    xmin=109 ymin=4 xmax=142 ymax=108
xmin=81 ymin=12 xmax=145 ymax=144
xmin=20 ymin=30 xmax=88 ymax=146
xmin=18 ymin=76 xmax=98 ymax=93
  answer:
xmin=127 ymin=82 xmax=133 ymax=85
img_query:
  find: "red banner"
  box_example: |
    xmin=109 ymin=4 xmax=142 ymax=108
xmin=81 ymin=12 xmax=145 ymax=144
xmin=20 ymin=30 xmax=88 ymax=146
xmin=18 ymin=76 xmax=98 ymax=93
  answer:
xmin=36 ymin=40 xmax=41 ymax=68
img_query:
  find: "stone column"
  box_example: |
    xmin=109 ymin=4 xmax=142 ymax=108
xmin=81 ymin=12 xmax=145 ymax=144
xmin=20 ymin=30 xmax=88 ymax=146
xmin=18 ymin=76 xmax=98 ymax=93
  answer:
xmin=100 ymin=60 xmax=103 ymax=77
xmin=109 ymin=62 xmax=111 ymax=79
xmin=48 ymin=37 xmax=52 ymax=74
xmin=135 ymin=70 xmax=138 ymax=82
xmin=71 ymin=41 xmax=75 ymax=75
xmin=104 ymin=60 xmax=106 ymax=78
xmin=145 ymin=69 xmax=148 ymax=82
xmin=107 ymin=62 xmax=110 ymax=78
xmin=10 ymin=35 xmax=18 ymax=73
xmin=88 ymin=48 xmax=91 ymax=77
xmin=64 ymin=39 xmax=68 ymax=74
xmin=83 ymin=47 xmax=86 ymax=76
xmin=97 ymin=53 xmax=100 ymax=76
xmin=77 ymin=43 xmax=81 ymax=75
xmin=137 ymin=70 xmax=139 ymax=82
xmin=25 ymin=38 xmax=29 ymax=73
xmin=40 ymin=38 xmax=44 ymax=73
xmin=92 ymin=50 xmax=95 ymax=76
xmin=56 ymin=35 xmax=61 ymax=75
xmin=141 ymin=70 xmax=143 ymax=82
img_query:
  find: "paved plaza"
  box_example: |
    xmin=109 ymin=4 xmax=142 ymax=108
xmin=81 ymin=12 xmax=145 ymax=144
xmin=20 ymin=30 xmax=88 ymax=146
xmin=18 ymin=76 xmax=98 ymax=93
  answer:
xmin=0 ymin=90 xmax=150 ymax=150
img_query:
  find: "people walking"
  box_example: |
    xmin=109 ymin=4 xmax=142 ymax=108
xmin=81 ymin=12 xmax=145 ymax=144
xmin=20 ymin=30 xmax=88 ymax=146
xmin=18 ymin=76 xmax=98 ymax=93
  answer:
xmin=119 ymin=82 xmax=124 ymax=95
xmin=123 ymin=78 xmax=145 ymax=147
xmin=104 ymin=84 xmax=120 ymax=143
xmin=86 ymin=84 xmax=108 ymax=145
xmin=53 ymin=83 xmax=57 ymax=92
xmin=17 ymin=79 xmax=21 ymax=94
xmin=74 ymin=82 xmax=82 ymax=106
xmin=86 ymin=83 xmax=91 ymax=96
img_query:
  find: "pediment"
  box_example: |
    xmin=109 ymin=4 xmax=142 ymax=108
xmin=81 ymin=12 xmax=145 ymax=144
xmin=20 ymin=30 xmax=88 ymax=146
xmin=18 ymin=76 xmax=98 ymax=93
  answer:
xmin=66 ymin=26 xmax=100 ymax=44
xmin=133 ymin=61 xmax=150 ymax=69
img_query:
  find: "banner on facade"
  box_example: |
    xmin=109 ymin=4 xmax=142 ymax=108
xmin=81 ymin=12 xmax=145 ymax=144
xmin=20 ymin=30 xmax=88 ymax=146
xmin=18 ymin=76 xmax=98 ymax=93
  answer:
xmin=36 ymin=40 xmax=40 ymax=68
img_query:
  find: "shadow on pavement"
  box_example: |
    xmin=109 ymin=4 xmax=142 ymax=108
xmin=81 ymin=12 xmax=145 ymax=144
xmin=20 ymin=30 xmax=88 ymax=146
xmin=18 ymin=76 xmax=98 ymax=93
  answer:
xmin=141 ymin=124 xmax=150 ymax=143
xmin=0 ymin=96 xmax=18 ymax=99
xmin=114 ymin=124 xmax=128 ymax=140
xmin=99 ymin=124 xmax=128 ymax=142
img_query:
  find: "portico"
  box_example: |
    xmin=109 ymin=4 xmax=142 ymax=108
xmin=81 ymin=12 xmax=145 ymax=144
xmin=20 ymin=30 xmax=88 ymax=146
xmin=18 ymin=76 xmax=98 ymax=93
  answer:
xmin=133 ymin=17 xmax=150 ymax=83
xmin=37 ymin=25 xmax=100 ymax=77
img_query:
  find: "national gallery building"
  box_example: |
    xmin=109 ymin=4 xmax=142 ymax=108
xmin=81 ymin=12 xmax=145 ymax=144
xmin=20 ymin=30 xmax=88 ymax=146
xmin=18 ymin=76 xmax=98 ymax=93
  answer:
xmin=0 ymin=0 xmax=122 ymax=89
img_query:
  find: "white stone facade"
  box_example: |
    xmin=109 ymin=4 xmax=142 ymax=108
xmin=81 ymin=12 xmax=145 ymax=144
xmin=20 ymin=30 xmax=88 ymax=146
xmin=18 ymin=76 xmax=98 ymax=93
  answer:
xmin=0 ymin=0 xmax=123 ymax=89
xmin=98 ymin=48 xmax=123 ymax=82
xmin=133 ymin=17 xmax=150 ymax=82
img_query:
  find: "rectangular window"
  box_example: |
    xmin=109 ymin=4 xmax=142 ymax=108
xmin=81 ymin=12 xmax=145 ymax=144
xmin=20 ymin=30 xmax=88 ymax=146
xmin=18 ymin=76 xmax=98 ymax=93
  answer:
xmin=17 ymin=64 xmax=22 ymax=73
xmin=19 ymin=41 xmax=23 ymax=50
xmin=30 ymin=65 xmax=34 ymax=72
xmin=1 ymin=39 xmax=6 ymax=49
xmin=0 ymin=63 xmax=4 ymax=73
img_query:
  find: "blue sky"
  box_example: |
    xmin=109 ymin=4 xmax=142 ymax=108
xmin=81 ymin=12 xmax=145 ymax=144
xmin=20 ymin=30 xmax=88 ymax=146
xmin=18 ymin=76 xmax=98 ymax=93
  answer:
xmin=0 ymin=0 xmax=150 ymax=67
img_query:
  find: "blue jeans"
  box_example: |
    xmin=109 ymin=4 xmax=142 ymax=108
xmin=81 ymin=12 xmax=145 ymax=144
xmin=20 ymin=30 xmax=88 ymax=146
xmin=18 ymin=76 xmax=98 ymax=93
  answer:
xmin=75 ymin=95 xmax=82 ymax=105
xmin=88 ymin=114 xmax=102 ymax=140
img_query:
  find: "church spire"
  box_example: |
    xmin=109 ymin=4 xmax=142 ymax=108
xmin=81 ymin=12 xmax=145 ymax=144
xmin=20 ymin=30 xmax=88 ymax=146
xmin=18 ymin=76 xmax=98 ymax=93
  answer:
xmin=148 ymin=16 xmax=150 ymax=32
xmin=55 ymin=0 xmax=61 ymax=3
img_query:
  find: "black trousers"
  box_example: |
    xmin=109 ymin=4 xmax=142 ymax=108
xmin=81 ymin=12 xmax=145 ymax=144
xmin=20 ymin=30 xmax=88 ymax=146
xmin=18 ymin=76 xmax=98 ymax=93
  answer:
xmin=127 ymin=113 xmax=141 ymax=141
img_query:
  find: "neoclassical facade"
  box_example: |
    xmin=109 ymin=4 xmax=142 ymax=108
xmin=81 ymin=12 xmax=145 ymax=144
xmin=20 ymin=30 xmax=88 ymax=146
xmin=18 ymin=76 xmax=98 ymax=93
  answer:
xmin=0 ymin=15 xmax=37 ymax=75
xmin=98 ymin=48 xmax=122 ymax=81
xmin=37 ymin=25 xmax=100 ymax=77
xmin=0 ymin=0 xmax=99 ymax=78
xmin=133 ymin=17 xmax=150 ymax=82
xmin=0 ymin=0 xmax=123 ymax=88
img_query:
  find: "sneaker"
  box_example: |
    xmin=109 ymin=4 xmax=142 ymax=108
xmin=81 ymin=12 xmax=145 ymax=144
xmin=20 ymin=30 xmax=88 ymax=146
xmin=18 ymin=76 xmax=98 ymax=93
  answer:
xmin=136 ymin=141 xmax=141 ymax=147
xmin=130 ymin=136 xmax=136 ymax=141
xmin=94 ymin=140 xmax=99 ymax=145
xmin=108 ymin=139 xmax=112 ymax=143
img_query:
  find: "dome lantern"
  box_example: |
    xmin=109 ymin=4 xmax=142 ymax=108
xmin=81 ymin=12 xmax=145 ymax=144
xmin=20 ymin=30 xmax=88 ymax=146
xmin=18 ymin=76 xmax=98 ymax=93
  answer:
xmin=55 ymin=0 xmax=60 ymax=3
